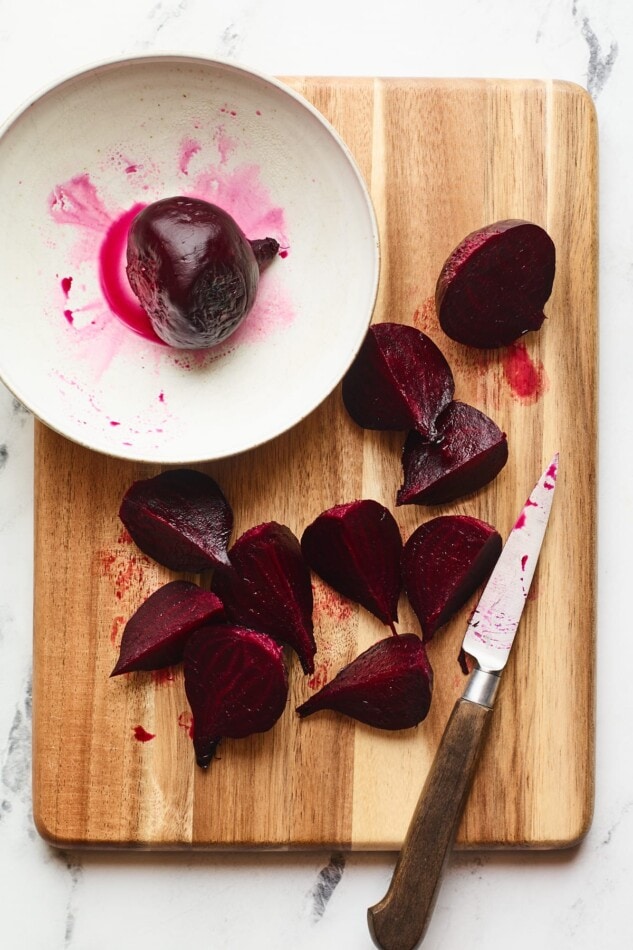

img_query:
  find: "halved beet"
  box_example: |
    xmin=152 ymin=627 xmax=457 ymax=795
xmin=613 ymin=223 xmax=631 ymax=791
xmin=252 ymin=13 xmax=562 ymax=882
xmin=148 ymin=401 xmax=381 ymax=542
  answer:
xmin=119 ymin=468 xmax=233 ymax=572
xmin=111 ymin=580 xmax=224 ymax=675
xmin=126 ymin=196 xmax=279 ymax=348
xmin=296 ymin=634 xmax=433 ymax=730
xmin=211 ymin=522 xmax=316 ymax=674
xmin=184 ymin=625 xmax=288 ymax=767
xmin=397 ymin=402 xmax=508 ymax=506
xmin=402 ymin=516 xmax=502 ymax=641
xmin=436 ymin=219 xmax=555 ymax=348
xmin=301 ymin=500 xmax=402 ymax=634
xmin=341 ymin=323 xmax=454 ymax=438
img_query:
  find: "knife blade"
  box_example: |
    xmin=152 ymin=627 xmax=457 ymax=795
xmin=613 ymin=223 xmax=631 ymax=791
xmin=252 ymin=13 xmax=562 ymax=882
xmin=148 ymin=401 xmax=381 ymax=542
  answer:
xmin=367 ymin=454 xmax=559 ymax=950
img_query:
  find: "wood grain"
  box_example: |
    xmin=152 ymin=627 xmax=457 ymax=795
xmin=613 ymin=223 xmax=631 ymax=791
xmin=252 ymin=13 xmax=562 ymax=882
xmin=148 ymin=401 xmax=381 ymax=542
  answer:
xmin=32 ymin=78 xmax=598 ymax=850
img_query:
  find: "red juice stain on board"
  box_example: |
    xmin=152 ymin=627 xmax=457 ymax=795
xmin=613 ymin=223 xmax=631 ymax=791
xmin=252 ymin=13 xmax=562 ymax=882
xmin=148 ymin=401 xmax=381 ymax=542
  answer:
xmin=307 ymin=662 xmax=330 ymax=691
xmin=177 ymin=711 xmax=194 ymax=738
xmin=151 ymin=668 xmax=176 ymax=686
xmin=110 ymin=614 xmax=126 ymax=646
xmin=502 ymin=342 xmax=548 ymax=403
xmin=133 ymin=725 xmax=155 ymax=742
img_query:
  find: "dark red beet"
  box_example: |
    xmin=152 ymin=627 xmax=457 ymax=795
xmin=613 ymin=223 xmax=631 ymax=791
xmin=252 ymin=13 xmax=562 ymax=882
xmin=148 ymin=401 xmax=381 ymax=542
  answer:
xmin=401 ymin=516 xmax=502 ymax=641
xmin=296 ymin=634 xmax=433 ymax=730
xmin=342 ymin=323 xmax=454 ymax=438
xmin=184 ymin=625 xmax=288 ymax=767
xmin=436 ymin=219 xmax=555 ymax=348
xmin=212 ymin=522 xmax=316 ymax=674
xmin=126 ymin=196 xmax=279 ymax=348
xmin=397 ymin=402 xmax=508 ymax=506
xmin=119 ymin=468 xmax=233 ymax=572
xmin=301 ymin=500 xmax=402 ymax=634
xmin=111 ymin=580 xmax=224 ymax=675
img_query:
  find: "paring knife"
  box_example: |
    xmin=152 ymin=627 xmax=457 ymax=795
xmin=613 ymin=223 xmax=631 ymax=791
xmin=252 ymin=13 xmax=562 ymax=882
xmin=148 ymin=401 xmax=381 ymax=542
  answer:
xmin=367 ymin=454 xmax=559 ymax=950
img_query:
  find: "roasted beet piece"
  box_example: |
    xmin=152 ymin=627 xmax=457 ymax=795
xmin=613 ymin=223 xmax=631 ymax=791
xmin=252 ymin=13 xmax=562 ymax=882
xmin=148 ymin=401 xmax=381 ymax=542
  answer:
xmin=212 ymin=522 xmax=316 ymax=674
xmin=397 ymin=402 xmax=508 ymax=506
xmin=402 ymin=516 xmax=502 ymax=641
xmin=119 ymin=468 xmax=233 ymax=572
xmin=342 ymin=323 xmax=454 ymax=439
xmin=296 ymin=634 xmax=433 ymax=730
xmin=111 ymin=580 xmax=223 ymax=675
xmin=126 ymin=196 xmax=279 ymax=348
xmin=436 ymin=219 xmax=555 ymax=348
xmin=184 ymin=625 xmax=288 ymax=767
xmin=301 ymin=500 xmax=402 ymax=634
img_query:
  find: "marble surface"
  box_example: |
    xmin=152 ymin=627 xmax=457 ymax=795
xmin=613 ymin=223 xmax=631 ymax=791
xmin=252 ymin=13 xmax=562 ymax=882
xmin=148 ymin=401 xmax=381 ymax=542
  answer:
xmin=0 ymin=1 xmax=630 ymax=947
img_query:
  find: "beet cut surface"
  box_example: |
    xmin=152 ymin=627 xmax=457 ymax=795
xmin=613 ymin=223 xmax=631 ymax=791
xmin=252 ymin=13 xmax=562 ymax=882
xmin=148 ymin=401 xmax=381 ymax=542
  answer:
xmin=296 ymin=634 xmax=433 ymax=730
xmin=402 ymin=516 xmax=502 ymax=641
xmin=301 ymin=500 xmax=402 ymax=634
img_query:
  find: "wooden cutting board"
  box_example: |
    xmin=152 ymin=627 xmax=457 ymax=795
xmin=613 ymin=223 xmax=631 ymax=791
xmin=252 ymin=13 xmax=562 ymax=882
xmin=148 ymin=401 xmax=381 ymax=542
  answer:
xmin=32 ymin=78 xmax=597 ymax=850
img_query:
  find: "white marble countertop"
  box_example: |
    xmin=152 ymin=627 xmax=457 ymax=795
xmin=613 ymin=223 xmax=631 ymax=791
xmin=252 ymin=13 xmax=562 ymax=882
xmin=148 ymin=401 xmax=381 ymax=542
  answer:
xmin=0 ymin=1 xmax=630 ymax=947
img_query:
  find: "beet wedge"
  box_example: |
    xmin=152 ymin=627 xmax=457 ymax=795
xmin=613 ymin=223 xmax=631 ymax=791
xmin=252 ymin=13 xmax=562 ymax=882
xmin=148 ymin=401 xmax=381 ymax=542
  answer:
xmin=296 ymin=634 xmax=433 ymax=730
xmin=341 ymin=323 xmax=454 ymax=439
xmin=436 ymin=219 xmax=556 ymax=348
xmin=301 ymin=500 xmax=402 ymax=634
xmin=119 ymin=468 xmax=233 ymax=572
xmin=212 ymin=522 xmax=316 ymax=674
xmin=401 ymin=516 xmax=502 ymax=641
xmin=111 ymin=580 xmax=224 ymax=675
xmin=397 ymin=401 xmax=508 ymax=506
xmin=184 ymin=624 xmax=288 ymax=767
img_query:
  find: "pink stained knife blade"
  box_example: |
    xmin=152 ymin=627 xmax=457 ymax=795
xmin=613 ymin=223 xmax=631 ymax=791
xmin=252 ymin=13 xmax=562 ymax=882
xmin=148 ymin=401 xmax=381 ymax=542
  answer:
xmin=368 ymin=454 xmax=559 ymax=950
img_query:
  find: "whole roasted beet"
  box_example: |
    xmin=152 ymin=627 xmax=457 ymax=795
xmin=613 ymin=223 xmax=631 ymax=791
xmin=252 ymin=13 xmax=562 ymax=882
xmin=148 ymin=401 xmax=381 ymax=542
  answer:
xmin=126 ymin=196 xmax=279 ymax=348
xmin=436 ymin=219 xmax=555 ymax=348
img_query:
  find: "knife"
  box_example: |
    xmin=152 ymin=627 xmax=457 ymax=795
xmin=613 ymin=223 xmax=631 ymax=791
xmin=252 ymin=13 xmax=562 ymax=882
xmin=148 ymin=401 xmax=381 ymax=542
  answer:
xmin=367 ymin=453 xmax=559 ymax=950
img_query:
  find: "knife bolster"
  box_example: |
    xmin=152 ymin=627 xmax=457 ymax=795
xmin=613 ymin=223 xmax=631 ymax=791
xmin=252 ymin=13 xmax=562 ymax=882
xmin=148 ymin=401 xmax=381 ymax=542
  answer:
xmin=462 ymin=667 xmax=501 ymax=708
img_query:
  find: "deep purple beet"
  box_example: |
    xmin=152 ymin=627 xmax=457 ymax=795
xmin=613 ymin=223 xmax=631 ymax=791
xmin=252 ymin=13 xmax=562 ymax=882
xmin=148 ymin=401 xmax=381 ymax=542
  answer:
xmin=119 ymin=468 xmax=233 ymax=572
xmin=397 ymin=401 xmax=508 ymax=506
xmin=184 ymin=624 xmax=288 ymax=767
xmin=296 ymin=634 xmax=433 ymax=730
xmin=401 ymin=516 xmax=502 ymax=641
xmin=126 ymin=196 xmax=279 ymax=348
xmin=436 ymin=219 xmax=555 ymax=348
xmin=301 ymin=500 xmax=403 ymax=634
xmin=111 ymin=580 xmax=224 ymax=675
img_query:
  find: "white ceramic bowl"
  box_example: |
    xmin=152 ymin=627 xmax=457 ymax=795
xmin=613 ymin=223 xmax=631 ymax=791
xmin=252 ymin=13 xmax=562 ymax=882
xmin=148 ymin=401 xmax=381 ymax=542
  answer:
xmin=0 ymin=55 xmax=379 ymax=462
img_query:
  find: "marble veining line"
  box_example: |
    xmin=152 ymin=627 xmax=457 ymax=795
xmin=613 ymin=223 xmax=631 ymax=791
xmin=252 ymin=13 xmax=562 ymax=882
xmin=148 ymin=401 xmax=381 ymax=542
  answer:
xmin=58 ymin=851 xmax=83 ymax=948
xmin=308 ymin=852 xmax=346 ymax=921
xmin=572 ymin=1 xmax=618 ymax=98
xmin=0 ymin=443 xmax=7 ymax=471
xmin=148 ymin=0 xmax=190 ymax=33
xmin=11 ymin=397 xmax=30 ymax=416
xmin=0 ymin=674 xmax=33 ymax=826
xmin=219 ymin=22 xmax=243 ymax=58
xmin=600 ymin=797 xmax=633 ymax=847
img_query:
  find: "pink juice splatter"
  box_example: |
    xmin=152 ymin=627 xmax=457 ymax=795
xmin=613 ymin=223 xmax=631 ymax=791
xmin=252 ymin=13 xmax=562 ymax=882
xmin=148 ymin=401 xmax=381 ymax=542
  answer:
xmin=133 ymin=725 xmax=155 ymax=742
xmin=501 ymin=342 xmax=548 ymax=403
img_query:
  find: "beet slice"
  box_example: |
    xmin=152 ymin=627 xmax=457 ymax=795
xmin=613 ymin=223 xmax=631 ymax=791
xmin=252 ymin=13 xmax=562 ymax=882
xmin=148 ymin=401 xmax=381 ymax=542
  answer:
xmin=184 ymin=625 xmax=288 ymax=767
xmin=119 ymin=468 xmax=233 ymax=572
xmin=341 ymin=323 xmax=454 ymax=438
xmin=401 ymin=516 xmax=502 ymax=641
xmin=397 ymin=401 xmax=508 ymax=506
xmin=126 ymin=196 xmax=279 ymax=348
xmin=211 ymin=522 xmax=316 ymax=674
xmin=111 ymin=580 xmax=224 ymax=675
xmin=296 ymin=634 xmax=433 ymax=730
xmin=301 ymin=500 xmax=402 ymax=634
xmin=436 ymin=219 xmax=556 ymax=348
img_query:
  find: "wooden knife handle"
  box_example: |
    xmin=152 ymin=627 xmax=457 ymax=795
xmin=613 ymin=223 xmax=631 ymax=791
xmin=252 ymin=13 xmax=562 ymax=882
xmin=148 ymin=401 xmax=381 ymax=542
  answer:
xmin=367 ymin=698 xmax=493 ymax=950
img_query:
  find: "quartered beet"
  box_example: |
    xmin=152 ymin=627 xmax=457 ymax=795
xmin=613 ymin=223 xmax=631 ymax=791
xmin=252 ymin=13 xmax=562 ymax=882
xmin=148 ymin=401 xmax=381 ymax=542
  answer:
xmin=212 ymin=522 xmax=316 ymax=674
xmin=111 ymin=580 xmax=224 ymax=675
xmin=301 ymin=500 xmax=402 ymax=634
xmin=436 ymin=219 xmax=556 ymax=348
xmin=342 ymin=323 xmax=454 ymax=438
xmin=397 ymin=401 xmax=508 ymax=506
xmin=296 ymin=634 xmax=433 ymax=730
xmin=402 ymin=516 xmax=502 ymax=641
xmin=184 ymin=625 xmax=288 ymax=767
xmin=126 ymin=196 xmax=279 ymax=348
xmin=119 ymin=468 xmax=233 ymax=572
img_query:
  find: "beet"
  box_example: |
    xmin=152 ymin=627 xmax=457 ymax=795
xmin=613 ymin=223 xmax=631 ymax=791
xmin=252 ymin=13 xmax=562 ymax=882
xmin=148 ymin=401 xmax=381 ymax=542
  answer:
xmin=341 ymin=323 xmax=454 ymax=438
xmin=184 ymin=625 xmax=288 ymax=767
xmin=301 ymin=500 xmax=402 ymax=634
xmin=296 ymin=634 xmax=433 ymax=730
xmin=119 ymin=468 xmax=233 ymax=572
xmin=397 ymin=401 xmax=508 ymax=506
xmin=126 ymin=196 xmax=279 ymax=348
xmin=111 ymin=580 xmax=223 ymax=675
xmin=436 ymin=219 xmax=555 ymax=348
xmin=212 ymin=522 xmax=316 ymax=674
xmin=401 ymin=516 xmax=502 ymax=641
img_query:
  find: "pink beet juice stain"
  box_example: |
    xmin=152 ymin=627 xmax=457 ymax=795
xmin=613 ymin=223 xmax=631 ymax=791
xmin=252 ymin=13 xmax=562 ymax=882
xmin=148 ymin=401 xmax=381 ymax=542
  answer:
xmin=133 ymin=725 xmax=156 ymax=742
xmin=502 ymin=342 xmax=548 ymax=403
